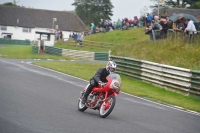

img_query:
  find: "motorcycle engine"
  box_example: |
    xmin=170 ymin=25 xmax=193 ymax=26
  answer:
xmin=88 ymin=93 xmax=96 ymax=103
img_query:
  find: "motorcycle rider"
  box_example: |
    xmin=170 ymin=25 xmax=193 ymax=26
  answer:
xmin=81 ymin=61 xmax=117 ymax=104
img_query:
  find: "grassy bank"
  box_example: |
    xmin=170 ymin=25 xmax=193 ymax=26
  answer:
xmin=0 ymin=45 xmax=70 ymax=60
xmin=55 ymin=40 xmax=107 ymax=52
xmin=112 ymin=39 xmax=200 ymax=70
xmin=55 ymin=28 xmax=149 ymax=52
xmin=33 ymin=62 xmax=200 ymax=113
xmin=55 ymin=28 xmax=200 ymax=70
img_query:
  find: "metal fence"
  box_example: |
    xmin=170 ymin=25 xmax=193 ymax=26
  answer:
xmin=0 ymin=38 xmax=30 ymax=45
xmin=150 ymin=29 xmax=200 ymax=43
xmin=110 ymin=55 xmax=200 ymax=97
xmin=167 ymin=29 xmax=200 ymax=43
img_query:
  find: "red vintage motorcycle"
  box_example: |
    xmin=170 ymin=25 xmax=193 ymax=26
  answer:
xmin=78 ymin=74 xmax=121 ymax=118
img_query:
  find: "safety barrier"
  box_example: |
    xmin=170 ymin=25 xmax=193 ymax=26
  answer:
xmin=32 ymin=46 xmax=109 ymax=61
xmin=95 ymin=52 xmax=109 ymax=61
xmin=110 ymin=55 xmax=200 ymax=97
xmin=45 ymin=46 xmax=62 ymax=56
xmin=32 ymin=46 xmax=39 ymax=54
xmin=62 ymin=49 xmax=95 ymax=60
xmin=0 ymin=38 xmax=30 ymax=45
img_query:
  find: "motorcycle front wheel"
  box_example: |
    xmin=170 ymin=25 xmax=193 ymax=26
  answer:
xmin=99 ymin=96 xmax=116 ymax=118
xmin=78 ymin=99 xmax=87 ymax=112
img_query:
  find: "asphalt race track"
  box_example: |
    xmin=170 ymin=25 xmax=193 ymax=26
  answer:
xmin=0 ymin=59 xmax=200 ymax=133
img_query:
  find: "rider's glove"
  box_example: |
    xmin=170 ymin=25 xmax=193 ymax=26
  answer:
xmin=98 ymin=81 xmax=106 ymax=87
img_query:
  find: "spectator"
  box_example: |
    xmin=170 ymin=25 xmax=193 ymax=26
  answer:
xmin=184 ymin=19 xmax=197 ymax=34
xmin=145 ymin=22 xmax=150 ymax=34
xmin=122 ymin=18 xmax=129 ymax=30
xmin=133 ymin=16 xmax=139 ymax=27
xmin=117 ymin=19 xmax=122 ymax=29
xmin=105 ymin=21 xmax=110 ymax=31
xmin=59 ymin=30 xmax=63 ymax=40
xmin=113 ymin=21 xmax=116 ymax=30
xmin=76 ymin=32 xmax=84 ymax=47
xmin=160 ymin=17 xmax=170 ymax=38
xmin=55 ymin=30 xmax=60 ymax=41
xmin=77 ymin=32 xmax=81 ymax=42
xmin=90 ymin=23 xmax=95 ymax=34
xmin=141 ymin=15 xmax=146 ymax=27
xmin=175 ymin=14 xmax=186 ymax=29
xmin=147 ymin=13 xmax=153 ymax=26
xmin=176 ymin=19 xmax=185 ymax=31
xmin=74 ymin=32 xmax=77 ymax=41
xmin=69 ymin=32 xmax=72 ymax=38
xmin=122 ymin=18 xmax=126 ymax=28
xmin=152 ymin=16 xmax=162 ymax=30
xmin=129 ymin=19 xmax=133 ymax=27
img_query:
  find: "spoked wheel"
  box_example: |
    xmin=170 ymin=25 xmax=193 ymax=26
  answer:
xmin=99 ymin=96 xmax=116 ymax=118
xmin=78 ymin=92 xmax=87 ymax=112
xmin=78 ymin=99 xmax=87 ymax=112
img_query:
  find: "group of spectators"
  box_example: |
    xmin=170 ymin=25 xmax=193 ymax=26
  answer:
xmin=55 ymin=29 xmax=63 ymax=41
xmin=69 ymin=13 xmax=198 ymax=44
xmin=144 ymin=13 xmax=197 ymax=40
xmin=88 ymin=16 xmax=143 ymax=34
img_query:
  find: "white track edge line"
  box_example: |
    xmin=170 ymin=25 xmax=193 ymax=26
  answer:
xmin=28 ymin=62 xmax=200 ymax=116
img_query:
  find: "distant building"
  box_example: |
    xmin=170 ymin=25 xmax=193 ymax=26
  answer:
xmin=0 ymin=6 xmax=87 ymax=45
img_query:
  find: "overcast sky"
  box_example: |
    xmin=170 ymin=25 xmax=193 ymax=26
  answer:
xmin=0 ymin=0 xmax=154 ymax=21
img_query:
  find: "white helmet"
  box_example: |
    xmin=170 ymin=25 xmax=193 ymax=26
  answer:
xmin=106 ymin=61 xmax=117 ymax=74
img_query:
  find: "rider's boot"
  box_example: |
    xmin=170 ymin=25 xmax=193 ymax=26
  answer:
xmin=81 ymin=89 xmax=90 ymax=104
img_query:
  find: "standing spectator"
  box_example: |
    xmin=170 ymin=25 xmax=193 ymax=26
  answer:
xmin=113 ymin=21 xmax=116 ymax=30
xmin=55 ymin=30 xmax=60 ymax=41
xmin=117 ymin=19 xmax=122 ymax=29
xmin=59 ymin=30 xmax=63 ymax=40
xmin=105 ymin=21 xmax=110 ymax=31
xmin=77 ymin=32 xmax=81 ymax=43
xmin=122 ymin=18 xmax=126 ymax=28
xmin=79 ymin=32 xmax=84 ymax=46
xmin=141 ymin=15 xmax=146 ymax=27
xmin=90 ymin=23 xmax=95 ymax=34
xmin=74 ymin=32 xmax=77 ymax=41
xmin=147 ymin=13 xmax=153 ymax=26
xmin=76 ymin=32 xmax=84 ymax=47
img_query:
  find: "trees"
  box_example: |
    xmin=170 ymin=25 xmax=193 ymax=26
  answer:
xmin=151 ymin=0 xmax=200 ymax=8
xmin=2 ymin=2 xmax=17 ymax=6
xmin=189 ymin=1 xmax=200 ymax=9
xmin=72 ymin=0 xmax=114 ymax=26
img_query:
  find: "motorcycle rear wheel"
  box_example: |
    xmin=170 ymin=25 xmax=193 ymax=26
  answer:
xmin=78 ymin=99 xmax=87 ymax=112
xmin=99 ymin=96 xmax=116 ymax=118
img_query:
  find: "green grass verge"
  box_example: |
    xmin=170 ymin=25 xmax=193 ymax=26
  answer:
xmin=0 ymin=44 xmax=70 ymax=60
xmin=33 ymin=61 xmax=200 ymax=113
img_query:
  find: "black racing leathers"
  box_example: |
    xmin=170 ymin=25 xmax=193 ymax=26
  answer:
xmin=83 ymin=68 xmax=109 ymax=102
